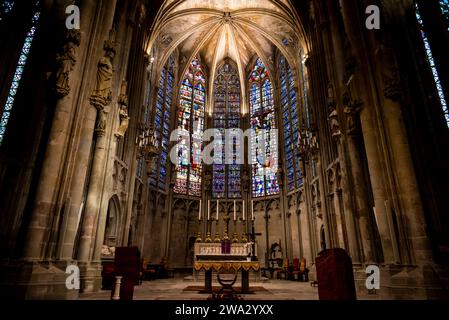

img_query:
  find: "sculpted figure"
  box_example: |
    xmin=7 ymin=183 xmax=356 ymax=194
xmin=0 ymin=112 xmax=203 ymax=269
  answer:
xmin=115 ymin=105 xmax=130 ymax=138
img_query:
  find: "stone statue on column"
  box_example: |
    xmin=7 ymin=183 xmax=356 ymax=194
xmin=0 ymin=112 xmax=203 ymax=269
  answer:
xmin=115 ymin=81 xmax=130 ymax=139
xmin=116 ymin=105 xmax=129 ymax=136
xmin=91 ymin=46 xmax=115 ymax=105
xmin=115 ymin=105 xmax=130 ymax=139
xmin=90 ymin=28 xmax=116 ymax=136
xmin=54 ymin=30 xmax=81 ymax=97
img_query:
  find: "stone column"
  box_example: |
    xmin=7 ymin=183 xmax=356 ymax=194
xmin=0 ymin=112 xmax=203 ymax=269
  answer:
xmin=343 ymin=97 xmax=376 ymax=263
xmin=77 ymin=34 xmax=117 ymax=262
xmin=93 ymin=1 xmax=140 ymax=261
xmin=322 ymin=0 xmax=376 ymax=264
xmin=22 ymin=0 xmax=118 ymax=261
xmin=21 ymin=1 xmax=97 ymax=260
xmin=376 ymin=44 xmax=433 ymax=264
xmin=339 ymin=0 xmax=397 ymax=264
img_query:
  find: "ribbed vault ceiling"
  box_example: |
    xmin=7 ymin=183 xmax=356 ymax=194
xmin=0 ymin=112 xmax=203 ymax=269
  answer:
xmin=148 ymin=0 xmax=307 ymax=113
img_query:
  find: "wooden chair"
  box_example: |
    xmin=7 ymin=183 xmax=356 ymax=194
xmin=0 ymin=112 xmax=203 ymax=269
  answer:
xmin=276 ymin=258 xmax=289 ymax=280
xmin=299 ymin=258 xmax=309 ymax=282
xmin=290 ymin=258 xmax=301 ymax=280
xmin=141 ymin=258 xmax=158 ymax=281
xmin=161 ymin=257 xmax=175 ymax=278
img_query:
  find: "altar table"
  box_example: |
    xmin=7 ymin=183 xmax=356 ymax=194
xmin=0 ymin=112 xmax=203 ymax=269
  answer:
xmin=194 ymin=261 xmax=260 ymax=293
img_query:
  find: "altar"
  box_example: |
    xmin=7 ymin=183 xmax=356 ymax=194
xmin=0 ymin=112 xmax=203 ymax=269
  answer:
xmin=193 ymin=199 xmax=261 ymax=294
xmin=194 ymin=242 xmax=260 ymax=293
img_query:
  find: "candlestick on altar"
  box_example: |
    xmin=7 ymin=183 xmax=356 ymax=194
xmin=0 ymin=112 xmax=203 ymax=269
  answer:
xmin=207 ymin=200 xmax=210 ymax=220
xmin=216 ymin=200 xmax=219 ymax=221
xmin=243 ymin=200 xmax=246 ymax=221
xmin=251 ymin=200 xmax=254 ymax=220
xmin=198 ymin=199 xmax=202 ymax=221
xmin=233 ymin=200 xmax=236 ymax=221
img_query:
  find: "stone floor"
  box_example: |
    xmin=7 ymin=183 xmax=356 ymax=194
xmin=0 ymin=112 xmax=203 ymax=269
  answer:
xmin=79 ymin=278 xmax=320 ymax=300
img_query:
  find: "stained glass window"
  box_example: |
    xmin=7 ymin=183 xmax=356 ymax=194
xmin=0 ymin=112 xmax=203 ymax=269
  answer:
xmin=0 ymin=0 xmax=14 ymax=22
xmin=441 ymin=0 xmax=449 ymax=31
xmin=249 ymin=58 xmax=279 ymax=197
xmin=149 ymin=55 xmax=175 ymax=190
xmin=279 ymin=55 xmax=302 ymax=191
xmin=0 ymin=6 xmax=40 ymax=146
xmin=416 ymin=3 xmax=449 ymax=127
xmin=174 ymin=57 xmax=206 ymax=197
xmin=212 ymin=61 xmax=242 ymax=199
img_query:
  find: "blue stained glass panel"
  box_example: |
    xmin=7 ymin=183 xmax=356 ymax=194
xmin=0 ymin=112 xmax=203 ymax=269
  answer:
xmin=249 ymin=58 xmax=279 ymax=197
xmin=1 ymin=8 xmax=40 ymax=145
xmin=174 ymin=57 xmax=206 ymax=196
xmin=212 ymin=61 xmax=242 ymax=199
xmin=150 ymin=55 xmax=175 ymax=189
xmin=416 ymin=3 xmax=449 ymax=127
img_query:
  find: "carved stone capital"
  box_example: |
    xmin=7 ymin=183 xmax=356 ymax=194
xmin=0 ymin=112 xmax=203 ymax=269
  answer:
xmin=94 ymin=107 xmax=109 ymax=137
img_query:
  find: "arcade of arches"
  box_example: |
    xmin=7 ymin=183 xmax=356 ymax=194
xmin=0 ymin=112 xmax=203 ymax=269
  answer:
xmin=0 ymin=0 xmax=449 ymax=299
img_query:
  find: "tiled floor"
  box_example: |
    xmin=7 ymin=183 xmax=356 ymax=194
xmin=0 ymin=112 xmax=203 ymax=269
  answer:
xmin=79 ymin=278 xmax=319 ymax=300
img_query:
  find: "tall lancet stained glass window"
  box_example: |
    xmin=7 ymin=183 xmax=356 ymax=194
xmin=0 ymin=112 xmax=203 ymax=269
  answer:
xmin=441 ymin=0 xmax=449 ymax=31
xmin=279 ymin=55 xmax=302 ymax=191
xmin=0 ymin=4 xmax=40 ymax=145
xmin=416 ymin=2 xmax=449 ymax=127
xmin=249 ymin=58 xmax=279 ymax=197
xmin=0 ymin=1 xmax=15 ymax=22
xmin=149 ymin=54 xmax=175 ymax=190
xmin=212 ymin=61 xmax=242 ymax=199
xmin=174 ymin=57 xmax=206 ymax=197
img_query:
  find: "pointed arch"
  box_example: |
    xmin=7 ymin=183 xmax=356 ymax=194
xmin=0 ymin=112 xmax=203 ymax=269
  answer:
xmin=104 ymin=195 xmax=122 ymax=247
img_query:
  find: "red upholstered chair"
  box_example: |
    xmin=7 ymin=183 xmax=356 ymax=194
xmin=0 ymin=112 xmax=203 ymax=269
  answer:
xmin=290 ymin=258 xmax=301 ymax=280
xmin=299 ymin=258 xmax=309 ymax=282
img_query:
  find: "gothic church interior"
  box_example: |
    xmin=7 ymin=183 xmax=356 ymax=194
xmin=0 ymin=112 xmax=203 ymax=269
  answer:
xmin=0 ymin=0 xmax=448 ymax=300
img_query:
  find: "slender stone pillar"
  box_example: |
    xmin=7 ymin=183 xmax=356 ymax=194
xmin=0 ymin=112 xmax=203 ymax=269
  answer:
xmin=376 ymin=45 xmax=433 ymax=264
xmin=77 ymin=108 xmax=111 ymax=261
xmin=343 ymin=101 xmax=376 ymax=263
xmin=331 ymin=135 xmax=361 ymax=264
xmin=92 ymin=1 xmax=139 ymax=261
xmin=322 ymin=0 xmax=375 ymax=264
xmin=339 ymin=0 xmax=397 ymax=264
xmin=77 ymin=33 xmax=117 ymax=262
